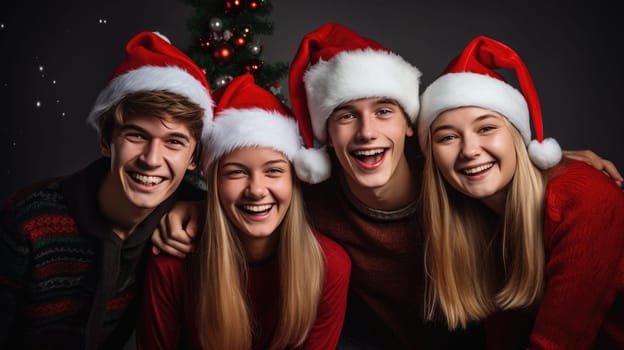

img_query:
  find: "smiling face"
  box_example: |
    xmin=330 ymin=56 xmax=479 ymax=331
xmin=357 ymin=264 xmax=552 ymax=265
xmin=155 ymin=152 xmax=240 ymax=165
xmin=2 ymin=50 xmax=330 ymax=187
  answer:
xmin=430 ymin=106 xmax=517 ymax=211
xmin=326 ymin=97 xmax=414 ymax=197
xmin=217 ymin=147 xmax=293 ymax=244
xmin=100 ymin=113 xmax=197 ymax=218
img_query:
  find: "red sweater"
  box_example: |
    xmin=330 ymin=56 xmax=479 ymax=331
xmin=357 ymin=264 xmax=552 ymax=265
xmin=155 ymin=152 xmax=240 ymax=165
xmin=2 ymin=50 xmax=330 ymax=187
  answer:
xmin=486 ymin=160 xmax=624 ymax=349
xmin=137 ymin=232 xmax=351 ymax=350
xmin=302 ymin=171 xmax=484 ymax=349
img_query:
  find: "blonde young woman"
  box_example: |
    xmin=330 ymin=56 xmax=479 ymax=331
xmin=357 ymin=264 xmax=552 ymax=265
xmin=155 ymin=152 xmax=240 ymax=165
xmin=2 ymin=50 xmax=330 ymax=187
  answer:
xmin=417 ymin=36 xmax=624 ymax=349
xmin=137 ymin=73 xmax=351 ymax=350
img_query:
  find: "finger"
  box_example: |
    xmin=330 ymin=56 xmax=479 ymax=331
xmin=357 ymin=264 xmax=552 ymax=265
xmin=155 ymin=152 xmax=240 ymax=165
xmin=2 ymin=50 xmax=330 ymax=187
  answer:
xmin=185 ymin=215 xmax=199 ymax=239
xmin=151 ymin=232 xmax=187 ymax=258
xmin=160 ymin=214 xmax=195 ymax=245
xmin=152 ymin=230 xmax=190 ymax=258
xmin=601 ymin=160 xmax=624 ymax=182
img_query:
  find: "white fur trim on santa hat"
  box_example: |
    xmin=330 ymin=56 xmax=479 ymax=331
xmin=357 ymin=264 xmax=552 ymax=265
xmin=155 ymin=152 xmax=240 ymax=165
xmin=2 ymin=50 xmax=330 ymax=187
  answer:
xmin=202 ymin=108 xmax=331 ymax=183
xmin=304 ymin=48 xmax=421 ymax=143
xmin=528 ymin=137 xmax=562 ymax=169
xmin=293 ymin=146 xmax=331 ymax=184
xmin=418 ymin=72 xmax=530 ymax=153
xmin=86 ymin=65 xmax=214 ymax=140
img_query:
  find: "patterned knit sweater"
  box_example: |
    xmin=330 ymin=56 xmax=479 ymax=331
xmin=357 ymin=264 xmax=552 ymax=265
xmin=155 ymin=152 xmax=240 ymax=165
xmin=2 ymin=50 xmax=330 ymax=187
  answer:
xmin=0 ymin=158 xmax=201 ymax=349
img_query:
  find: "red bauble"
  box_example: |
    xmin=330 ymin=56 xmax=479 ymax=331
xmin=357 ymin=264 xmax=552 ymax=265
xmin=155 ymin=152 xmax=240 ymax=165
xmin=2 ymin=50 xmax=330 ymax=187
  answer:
xmin=248 ymin=0 xmax=265 ymax=10
xmin=224 ymin=0 xmax=245 ymax=15
xmin=233 ymin=36 xmax=246 ymax=47
xmin=213 ymin=42 xmax=234 ymax=64
xmin=245 ymin=59 xmax=263 ymax=73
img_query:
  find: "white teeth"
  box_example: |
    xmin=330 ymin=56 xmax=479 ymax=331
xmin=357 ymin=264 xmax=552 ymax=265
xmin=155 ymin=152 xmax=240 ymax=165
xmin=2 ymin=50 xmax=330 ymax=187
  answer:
xmin=354 ymin=148 xmax=384 ymax=156
xmin=131 ymin=173 xmax=164 ymax=185
xmin=463 ymin=163 xmax=494 ymax=175
xmin=242 ymin=204 xmax=272 ymax=213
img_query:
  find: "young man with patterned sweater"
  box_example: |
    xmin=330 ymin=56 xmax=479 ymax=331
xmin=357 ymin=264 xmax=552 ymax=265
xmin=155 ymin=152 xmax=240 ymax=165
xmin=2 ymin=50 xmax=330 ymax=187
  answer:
xmin=0 ymin=31 xmax=212 ymax=350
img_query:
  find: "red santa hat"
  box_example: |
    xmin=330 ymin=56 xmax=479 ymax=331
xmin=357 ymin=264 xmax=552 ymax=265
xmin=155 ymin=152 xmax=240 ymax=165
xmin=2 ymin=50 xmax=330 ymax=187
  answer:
xmin=418 ymin=35 xmax=562 ymax=169
xmin=289 ymin=22 xmax=422 ymax=148
xmin=87 ymin=31 xmax=214 ymax=140
xmin=202 ymin=73 xmax=330 ymax=184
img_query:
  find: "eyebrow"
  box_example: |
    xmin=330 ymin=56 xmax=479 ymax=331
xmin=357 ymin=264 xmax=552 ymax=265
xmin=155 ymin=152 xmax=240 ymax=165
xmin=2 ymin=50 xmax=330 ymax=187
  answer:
xmin=119 ymin=124 xmax=192 ymax=143
xmin=432 ymin=114 xmax=499 ymax=134
xmin=221 ymin=158 xmax=289 ymax=168
xmin=332 ymin=97 xmax=401 ymax=112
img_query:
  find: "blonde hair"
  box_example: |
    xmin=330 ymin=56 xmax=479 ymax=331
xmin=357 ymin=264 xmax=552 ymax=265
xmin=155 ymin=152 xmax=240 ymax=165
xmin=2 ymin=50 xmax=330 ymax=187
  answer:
xmin=193 ymin=159 xmax=325 ymax=350
xmin=422 ymin=118 xmax=547 ymax=329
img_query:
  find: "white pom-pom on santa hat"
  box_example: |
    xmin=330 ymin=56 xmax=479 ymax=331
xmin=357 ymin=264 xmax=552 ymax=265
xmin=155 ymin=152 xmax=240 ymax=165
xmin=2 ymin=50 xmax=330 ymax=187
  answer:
xmin=418 ymin=35 xmax=562 ymax=169
xmin=86 ymin=31 xmax=213 ymax=140
xmin=203 ymin=73 xmax=330 ymax=184
xmin=293 ymin=146 xmax=331 ymax=184
xmin=528 ymin=138 xmax=563 ymax=170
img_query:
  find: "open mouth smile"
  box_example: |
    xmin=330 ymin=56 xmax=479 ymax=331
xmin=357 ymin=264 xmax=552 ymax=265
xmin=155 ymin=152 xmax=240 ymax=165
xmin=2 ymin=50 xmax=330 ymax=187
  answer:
xmin=352 ymin=148 xmax=386 ymax=164
xmin=129 ymin=172 xmax=164 ymax=186
xmin=461 ymin=162 xmax=494 ymax=175
xmin=240 ymin=204 xmax=273 ymax=214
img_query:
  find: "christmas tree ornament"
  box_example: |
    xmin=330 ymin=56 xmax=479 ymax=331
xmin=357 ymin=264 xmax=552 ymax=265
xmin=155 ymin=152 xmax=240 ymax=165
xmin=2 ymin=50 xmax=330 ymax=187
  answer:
xmin=269 ymin=81 xmax=281 ymax=95
xmin=208 ymin=31 xmax=223 ymax=44
xmin=223 ymin=29 xmax=233 ymax=41
xmin=209 ymin=17 xmax=224 ymax=32
xmin=247 ymin=0 xmax=265 ymax=10
xmin=214 ymin=74 xmax=234 ymax=88
xmin=199 ymin=38 xmax=212 ymax=51
xmin=238 ymin=24 xmax=253 ymax=38
xmin=225 ymin=0 xmax=245 ymax=15
xmin=245 ymin=59 xmax=263 ymax=73
xmin=234 ymin=36 xmax=247 ymax=47
xmin=247 ymin=41 xmax=262 ymax=56
xmin=213 ymin=42 xmax=234 ymax=63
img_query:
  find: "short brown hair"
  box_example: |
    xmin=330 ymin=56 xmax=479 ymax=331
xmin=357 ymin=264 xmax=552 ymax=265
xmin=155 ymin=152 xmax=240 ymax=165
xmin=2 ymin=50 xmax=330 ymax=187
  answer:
xmin=97 ymin=90 xmax=205 ymax=162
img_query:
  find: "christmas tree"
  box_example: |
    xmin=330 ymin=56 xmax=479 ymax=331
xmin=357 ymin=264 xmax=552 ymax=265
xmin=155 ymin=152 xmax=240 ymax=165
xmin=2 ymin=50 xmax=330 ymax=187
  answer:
xmin=179 ymin=0 xmax=289 ymax=102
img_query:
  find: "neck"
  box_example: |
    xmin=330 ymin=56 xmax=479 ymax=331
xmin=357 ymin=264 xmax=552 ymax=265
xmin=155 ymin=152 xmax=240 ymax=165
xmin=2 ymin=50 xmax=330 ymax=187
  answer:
xmin=481 ymin=189 xmax=508 ymax=216
xmin=241 ymin=233 xmax=279 ymax=264
xmin=98 ymin=174 xmax=151 ymax=240
xmin=346 ymin=157 xmax=417 ymax=211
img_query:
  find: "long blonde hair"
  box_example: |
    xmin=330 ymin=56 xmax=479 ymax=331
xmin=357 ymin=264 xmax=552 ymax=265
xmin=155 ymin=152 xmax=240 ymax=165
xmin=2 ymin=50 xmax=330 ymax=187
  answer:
xmin=193 ymin=159 xmax=325 ymax=350
xmin=422 ymin=119 xmax=547 ymax=329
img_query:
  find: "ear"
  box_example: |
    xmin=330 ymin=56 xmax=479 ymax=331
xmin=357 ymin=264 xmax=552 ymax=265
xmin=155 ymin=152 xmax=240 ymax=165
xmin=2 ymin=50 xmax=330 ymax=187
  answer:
xmin=99 ymin=135 xmax=111 ymax=157
xmin=187 ymin=161 xmax=197 ymax=171
xmin=405 ymin=123 xmax=414 ymax=137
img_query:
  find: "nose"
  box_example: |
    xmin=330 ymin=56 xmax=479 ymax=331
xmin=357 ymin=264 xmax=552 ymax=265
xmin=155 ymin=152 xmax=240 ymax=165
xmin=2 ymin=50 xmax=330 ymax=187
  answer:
xmin=355 ymin=114 xmax=378 ymax=142
xmin=461 ymin=134 xmax=481 ymax=158
xmin=245 ymin=174 xmax=268 ymax=199
xmin=139 ymin=140 xmax=163 ymax=168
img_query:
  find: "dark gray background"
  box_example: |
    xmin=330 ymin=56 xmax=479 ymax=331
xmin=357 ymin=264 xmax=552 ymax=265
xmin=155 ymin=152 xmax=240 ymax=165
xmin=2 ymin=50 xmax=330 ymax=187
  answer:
xmin=2 ymin=0 xmax=622 ymax=203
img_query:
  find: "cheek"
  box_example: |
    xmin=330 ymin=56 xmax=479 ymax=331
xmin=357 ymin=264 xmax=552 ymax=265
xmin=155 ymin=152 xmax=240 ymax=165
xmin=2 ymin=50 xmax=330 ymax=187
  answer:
xmin=273 ymin=178 xmax=294 ymax=203
xmin=328 ymin=126 xmax=353 ymax=147
xmin=432 ymin=146 xmax=454 ymax=171
xmin=218 ymin=181 xmax=241 ymax=206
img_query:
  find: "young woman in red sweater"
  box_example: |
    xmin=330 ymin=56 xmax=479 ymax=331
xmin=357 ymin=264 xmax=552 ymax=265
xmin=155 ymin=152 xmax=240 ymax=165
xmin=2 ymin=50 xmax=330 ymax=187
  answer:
xmin=137 ymin=73 xmax=351 ymax=350
xmin=417 ymin=35 xmax=624 ymax=349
